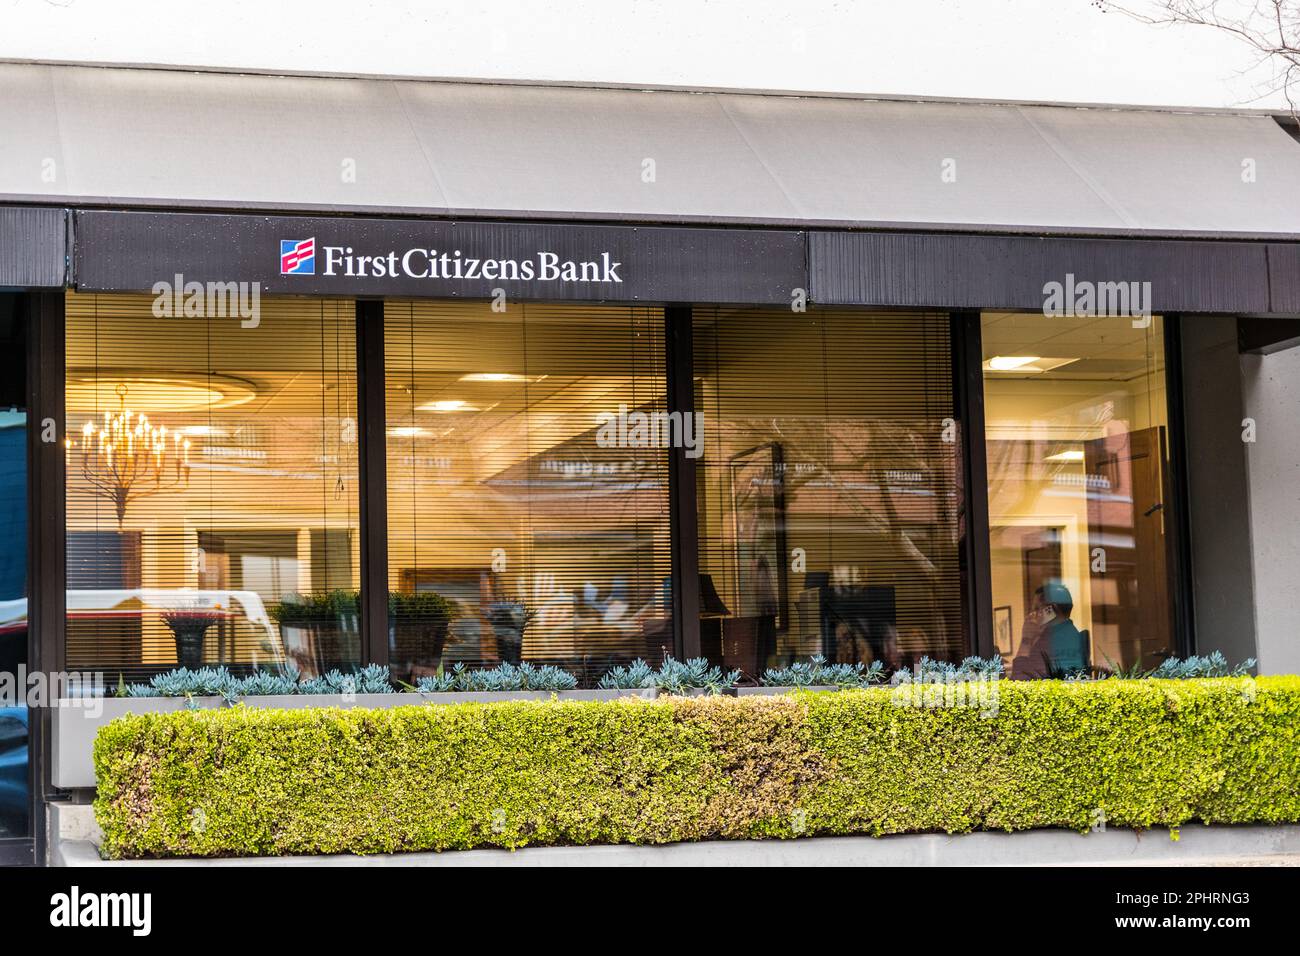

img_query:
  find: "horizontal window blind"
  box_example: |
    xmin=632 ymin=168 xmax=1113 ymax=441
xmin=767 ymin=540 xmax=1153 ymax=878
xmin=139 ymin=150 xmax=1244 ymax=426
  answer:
xmin=65 ymin=293 xmax=359 ymax=682
xmin=693 ymin=309 xmax=964 ymax=676
xmin=384 ymin=301 xmax=671 ymax=684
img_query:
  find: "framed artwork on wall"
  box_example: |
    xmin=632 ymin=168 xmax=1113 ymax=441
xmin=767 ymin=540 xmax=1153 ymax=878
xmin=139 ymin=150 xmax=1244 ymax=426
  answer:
xmin=994 ymin=605 xmax=1014 ymax=657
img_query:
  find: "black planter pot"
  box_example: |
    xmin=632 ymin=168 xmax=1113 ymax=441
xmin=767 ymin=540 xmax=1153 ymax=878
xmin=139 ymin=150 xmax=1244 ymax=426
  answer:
xmin=492 ymin=625 xmax=524 ymax=665
xmin=390 ymin=619 xmax=451 ymax=681
xmin=166 ymin=621 xmax=216 ymax=669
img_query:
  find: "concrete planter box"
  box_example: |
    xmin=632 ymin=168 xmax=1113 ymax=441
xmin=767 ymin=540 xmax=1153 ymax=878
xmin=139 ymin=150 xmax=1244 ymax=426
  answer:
xmin=52 ymin=687 xmax=659 ymax=788
xmin=52 ymin=693 xmax=418 ymax=789
xmin=651 ymin=687 xmax=737 ymax=697
xmin=733 ymin=685 xmax=840 ymax=696
xmin=53 ymin=697 xmax=210 ymax=789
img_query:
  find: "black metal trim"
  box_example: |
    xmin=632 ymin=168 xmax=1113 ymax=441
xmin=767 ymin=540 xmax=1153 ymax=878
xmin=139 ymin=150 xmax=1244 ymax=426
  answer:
xmin=811 ymin=231 xmax=1279 ymax=314
xmin=950 ymin=312 xmax=994 ymax=657
xmin=356 ymin=300 xmax=390 ymax=667
xmin=27 ymin=289 xmax=66 ymax=865
xmin=665 ymin=306 xmax=699 ymax=659
xmin=1164 ymin=314 xmax=1197 ymax=657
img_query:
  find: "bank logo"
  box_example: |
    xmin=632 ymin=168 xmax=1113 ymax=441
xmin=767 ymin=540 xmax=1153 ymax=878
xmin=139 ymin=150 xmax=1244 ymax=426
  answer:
xmin=280 ymin=238 xmax=316 ymax=275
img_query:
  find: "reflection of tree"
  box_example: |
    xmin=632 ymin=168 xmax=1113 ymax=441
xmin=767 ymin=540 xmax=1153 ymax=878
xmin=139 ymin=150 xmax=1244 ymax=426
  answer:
xmin=751 ymin=415 xmax=962 ymax=658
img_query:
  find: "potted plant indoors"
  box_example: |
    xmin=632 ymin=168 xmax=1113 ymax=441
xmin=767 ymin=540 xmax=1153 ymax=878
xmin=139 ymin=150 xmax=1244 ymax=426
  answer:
xmin=160 ymin=607 xmax=225 ymax=669
xmin=269 ymin=590 xmax=360 ymax=678
xmin=483 ymin=600 xmax=536 ymax=665
xmin=388 ymin=590 xmax=460 ymax=683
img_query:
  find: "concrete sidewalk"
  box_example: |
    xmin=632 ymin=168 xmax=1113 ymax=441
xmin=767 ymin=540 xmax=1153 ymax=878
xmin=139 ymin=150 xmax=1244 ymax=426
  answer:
xmin=51 ymin=817 xmax=1300 ymax=867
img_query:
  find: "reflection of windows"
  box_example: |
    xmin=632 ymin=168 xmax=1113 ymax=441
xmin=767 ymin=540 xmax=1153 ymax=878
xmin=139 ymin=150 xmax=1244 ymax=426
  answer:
xmin=0 ymin=302 xmax=26 ymax=839
xmin=65 ymin=294 xmax=360 ymax=680
xmin=383 ymin=302 xmax=670 ymax=683
xmin=694 ymin=310 xmax=964 ymax=677
xmin=981 ymin=312 xmax=1172 ymax=678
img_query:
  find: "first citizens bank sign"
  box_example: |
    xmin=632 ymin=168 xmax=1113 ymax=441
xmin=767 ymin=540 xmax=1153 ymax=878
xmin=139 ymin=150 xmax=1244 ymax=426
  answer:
xmin=73 ymin=211 xmax=804 ymax=304
xmin=278 ymin=235 xmax=624 ymax=284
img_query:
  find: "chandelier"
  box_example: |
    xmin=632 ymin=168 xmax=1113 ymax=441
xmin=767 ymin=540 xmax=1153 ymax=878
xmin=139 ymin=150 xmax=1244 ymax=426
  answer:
xmin=70 ymin=384 xmax=192 ymax=529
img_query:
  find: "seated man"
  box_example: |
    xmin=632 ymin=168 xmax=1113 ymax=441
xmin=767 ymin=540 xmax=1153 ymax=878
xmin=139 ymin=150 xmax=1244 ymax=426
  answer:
xmin=1010 ymin=581 xmax=1089 ymax=679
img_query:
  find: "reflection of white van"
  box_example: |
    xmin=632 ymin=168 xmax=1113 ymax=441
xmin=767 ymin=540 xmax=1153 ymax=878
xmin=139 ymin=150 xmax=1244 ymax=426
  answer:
xmin=0 ymin=590 xmax=283 ymax=663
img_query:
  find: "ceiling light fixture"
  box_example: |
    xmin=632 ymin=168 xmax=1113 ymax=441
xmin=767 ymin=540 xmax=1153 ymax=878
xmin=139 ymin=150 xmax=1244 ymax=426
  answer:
xmin=986 ymin=356 xmax=1041 ymax=371
xmin=1044 ymin=449 xmax=1086 ymax=463
xmin=458 ymin=373 xmax=532 ymax=383
xmin=984 ymin=356 xmax=1081 ymax=374
xmin=417 ymin=399 xmax=479 ymax=413
xmin=68 ymin=384 xmax=191 ymax=530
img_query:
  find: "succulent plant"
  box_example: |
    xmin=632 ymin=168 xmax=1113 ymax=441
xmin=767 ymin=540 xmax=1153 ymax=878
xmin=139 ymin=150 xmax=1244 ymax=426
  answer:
xmin=761 ymin=654 xmax=886 ymax=688
xmin=231 ymin=666 xmax=302 ymax=697
xmin=414 ymin=670 xmax=459 ymax=693
xmin=650 ymin=656 xmax=739 ymax=695
xmin=125 ymin=666 xmax=239 ymax=699
xmin=597 ymin=658 xmax=656 ymax=690
xmin=298 ymin=664 xmax=394 ymax=695
xmin=414 ymin=661 xmax=579 ymax=693
xmin=892 ymin=655 xmax=1005 ymax=684
xmin=1148 ymin=651 xmax=1255 ymax=679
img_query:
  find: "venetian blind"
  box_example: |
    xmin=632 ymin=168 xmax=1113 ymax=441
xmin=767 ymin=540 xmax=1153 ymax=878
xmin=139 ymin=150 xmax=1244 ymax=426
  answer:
xmin=693 ymin=308 xmax=965 ymax=675
xmin=64 ymin=293 xmax=359 ymax=683
xmin=383 ymin=300 xmax=671 ymax=684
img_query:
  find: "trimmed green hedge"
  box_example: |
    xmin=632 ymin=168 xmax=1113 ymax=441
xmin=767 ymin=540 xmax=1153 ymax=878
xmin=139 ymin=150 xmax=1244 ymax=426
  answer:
xmin=94 ymin=676 xmax=1300 ymax=858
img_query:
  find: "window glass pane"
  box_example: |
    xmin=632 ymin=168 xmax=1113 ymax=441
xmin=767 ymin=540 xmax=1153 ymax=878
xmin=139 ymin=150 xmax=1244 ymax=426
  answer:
xmin=981 ymin=312 xmax=1171 ymax=678
xmin=694 ymin=309 xmax=964 ymax=677
xmin=384 ymin=301 xmax=670 ymax=684
xmin=65 ymin=293 xmax=360 ymax=682
xmin=0 ymin=296 xmax=28 ymax=838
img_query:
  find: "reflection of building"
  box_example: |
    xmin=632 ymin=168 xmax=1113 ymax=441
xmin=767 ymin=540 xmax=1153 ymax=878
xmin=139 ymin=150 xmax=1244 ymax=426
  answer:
xmin=1 ymin=63 xmax=1297 ymax=861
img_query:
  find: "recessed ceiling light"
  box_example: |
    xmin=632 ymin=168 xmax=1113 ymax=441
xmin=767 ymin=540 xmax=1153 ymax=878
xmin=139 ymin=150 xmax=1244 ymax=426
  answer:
xmin=387 ymin=426 xmax=430 ymax=438
xmin=417 ymin=399 xmax=479 ymax=413
xmin=986 ymin=356 xmax=1041 ymax=371
xmin=458 ymin=373 xmax=532 ymax=383
xmin=1045 ymin=449 xmax=1085 ymax=463
xmin=983 ymin=356 xmax=1080 ymax=374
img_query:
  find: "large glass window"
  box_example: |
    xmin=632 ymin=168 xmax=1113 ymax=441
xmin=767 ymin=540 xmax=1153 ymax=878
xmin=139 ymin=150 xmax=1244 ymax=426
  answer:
xmin=383 ymin=302 xmax=670 ymax=683
xmin=981 ymin=312 xmax=1172 ymax=678
xmin=65 ymin=294 xmax=360 ymax=681
xmin=694 ymin=310 xmax=965 ymax=678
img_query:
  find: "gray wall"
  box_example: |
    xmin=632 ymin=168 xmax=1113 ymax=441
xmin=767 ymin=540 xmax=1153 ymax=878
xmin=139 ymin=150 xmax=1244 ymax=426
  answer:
xmin=1180 ymin=317 xmax=1259 ymax=668
xmin=1241 ymin=345 xmax=1300 ymax=675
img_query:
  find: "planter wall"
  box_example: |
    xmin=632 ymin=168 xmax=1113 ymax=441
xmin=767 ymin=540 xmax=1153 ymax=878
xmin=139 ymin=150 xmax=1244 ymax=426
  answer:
xmin=54 ymin=697 xmax=213 ymax=789
xmin=52 ymin=687 xmax=657 ymax=788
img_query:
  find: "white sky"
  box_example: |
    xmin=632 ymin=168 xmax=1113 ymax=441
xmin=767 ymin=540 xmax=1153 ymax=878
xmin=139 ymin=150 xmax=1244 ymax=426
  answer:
xmin=0 ymin=0 xmax=1291 ymax=110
